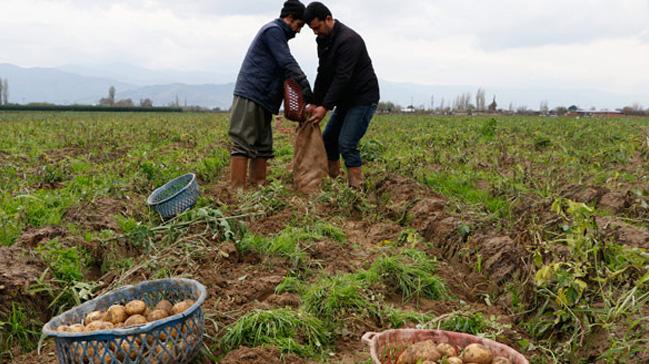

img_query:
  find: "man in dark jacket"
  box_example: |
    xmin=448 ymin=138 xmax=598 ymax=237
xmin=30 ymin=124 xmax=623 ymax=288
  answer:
xmin=229 ymin=0 xmax=313 ymax=189
xmin=304 ymin=2 xmax=379 ymax=188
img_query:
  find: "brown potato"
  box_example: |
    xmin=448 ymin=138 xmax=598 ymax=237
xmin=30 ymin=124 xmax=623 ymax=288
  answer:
xmin=84 ymin=311 xmax=106 ymax=325
xmin=85 ymin=321 xmax=114 ymax=332
xmin=444 ymin=357 xmax=463 ymax=364
xmin=120 ymin=341 xmax=140 ymax=360
xmin=461 ymin=343 xmax=493 ymax=364
xmin=171 ymin=299 xmax=195 ymax=315
xmin=56 ymin=325 xmax=71 ymax=332
xmin=436 ymin=343 xmax=458 ymax=357
xmin=124 ymin=314 xmax=147 ymax=327
xmin=493 ymin=356 xmax=513 ymax=364
xmin=125 ymin=300 xmax=147 ymax=316
xmin=146 ymin=309 xmax=168 ymax=322
xmin=69 ymin=324 xmax=86 ymax=332
xmin=396 ymin=340 xmax=441 ymax=364
xmin=106 ymin=305 xmax=128 ymax=324
xmin=91 ymin=347 xmax=112 ymax=364
xmin=155 ymin=300 xmax=173 ymax=314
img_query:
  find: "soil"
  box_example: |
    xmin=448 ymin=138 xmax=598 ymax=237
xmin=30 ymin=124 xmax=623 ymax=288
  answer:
xmin=63 ymin=197 xmax=127 ymax=231
xmin=0 ymin=246 xmax=48 ymax=320
xmin=220 ymin=346 xmax=306 ymax=364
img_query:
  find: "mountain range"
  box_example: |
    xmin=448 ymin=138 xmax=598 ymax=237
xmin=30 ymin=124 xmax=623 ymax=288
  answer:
xmin=0 ymin=63 xmax=643 ymax=110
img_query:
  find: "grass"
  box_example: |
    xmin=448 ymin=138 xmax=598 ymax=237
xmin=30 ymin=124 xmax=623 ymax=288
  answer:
xmin=1 ymin=112 xmax=648 ymax=362
xmin=302 ymin=273 xmax=379 ymax=323
xmin=220 ymin=308 xmax=330 ymax=358
xmin=367 ymin=249 xmax=448 ymax=301
xmin=0 ymin=303 xmax=41 ymax=362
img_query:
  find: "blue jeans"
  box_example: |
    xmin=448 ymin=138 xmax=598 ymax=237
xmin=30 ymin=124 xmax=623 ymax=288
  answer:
xmin=322 ymin=103 xmax=377 ymax=168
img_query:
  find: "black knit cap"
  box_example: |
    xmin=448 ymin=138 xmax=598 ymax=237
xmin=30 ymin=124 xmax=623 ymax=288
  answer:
xmin=280 ymin=0 xmax=306 ymax=20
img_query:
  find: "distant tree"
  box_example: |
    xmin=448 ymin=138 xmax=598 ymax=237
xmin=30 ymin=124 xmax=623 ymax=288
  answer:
xmin=555 ymin=106 xmax=568 ymax=116
xmin=539 ymin=100 xmax=549 ymax=115
xmin=108 ymin=86 xmax=116 ymax=105
xmin=475 ymin=88 xmax=486 ymax=112
xmin=377 ymin=101 xmax=400 ymax=113
xmin=139 ymin=98 xmax=153 ymax=107
xmin=1 ymin=78 xmax=8 ymax=105
xmin=488 ymin=96 xmax=497 ymax=113
xmin=99 ymin=86 xmax=116 ymax=106
xmin=114 ymin=98 xmax=134 ymax=107
xmin=568 ymin=105 xmax=578 ymax=112
xmin=621 ymin=103 xmax=644 ymax=116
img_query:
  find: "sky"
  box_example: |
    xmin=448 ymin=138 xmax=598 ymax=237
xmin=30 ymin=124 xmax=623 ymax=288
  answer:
xmin=1 ymin=0 xmax=648 ymax=107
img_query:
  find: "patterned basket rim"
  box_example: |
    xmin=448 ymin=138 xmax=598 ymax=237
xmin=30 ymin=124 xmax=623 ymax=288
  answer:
xmin=361 ymin=328 xmax=529 ymax=364
xmin=42 ymin=278 xmax=207 ymax=338
xmin=146 ymin=173 xmax=197 ymax=207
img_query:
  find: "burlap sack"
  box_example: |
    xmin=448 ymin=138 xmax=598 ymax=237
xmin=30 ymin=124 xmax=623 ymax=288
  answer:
xmin=293 ymin=122 xmax=328 ymax=193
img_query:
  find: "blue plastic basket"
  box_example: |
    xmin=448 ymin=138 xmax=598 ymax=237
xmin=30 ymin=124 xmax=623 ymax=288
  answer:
xmin=147 ymin=173 xmax=199 ymax=219
xmin=43 ymin=278 xmax=207 ymax=364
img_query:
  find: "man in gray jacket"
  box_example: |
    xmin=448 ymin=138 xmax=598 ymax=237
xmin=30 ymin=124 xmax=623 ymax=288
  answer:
xmin=229 ymin=0 xmax=313 ymax=189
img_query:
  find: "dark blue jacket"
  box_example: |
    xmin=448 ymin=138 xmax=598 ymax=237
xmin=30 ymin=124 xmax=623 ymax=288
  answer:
xmin=234 ymin=19 xmax=313 ymax=114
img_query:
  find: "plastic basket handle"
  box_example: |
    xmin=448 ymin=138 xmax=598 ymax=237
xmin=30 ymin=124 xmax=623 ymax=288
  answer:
xmin=362 ymin=331 xmax=378 ymax=345
xmin=283 ymin=78 xmax=306 ymax=122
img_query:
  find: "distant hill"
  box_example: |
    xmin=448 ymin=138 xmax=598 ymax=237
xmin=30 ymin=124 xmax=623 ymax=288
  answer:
xmin=0 ymin=63 xmax=134 ymax=105
xmin=0 ymin=63 xmax=642 ymax=110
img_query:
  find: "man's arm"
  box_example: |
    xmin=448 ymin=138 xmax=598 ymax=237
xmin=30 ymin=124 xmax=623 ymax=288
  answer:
xmin=264 ymin=27 xmax=314 ymax=102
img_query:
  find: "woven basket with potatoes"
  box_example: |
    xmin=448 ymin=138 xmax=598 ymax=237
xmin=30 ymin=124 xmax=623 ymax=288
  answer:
xmin=42 ymin=278 xmax=206 ymax=364
xmin=362 ymin=329 xmax=528 ymax=364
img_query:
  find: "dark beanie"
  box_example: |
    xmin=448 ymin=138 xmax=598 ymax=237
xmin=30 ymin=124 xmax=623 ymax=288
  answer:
xmin=280 ymin=0 xmax=306 ymax=20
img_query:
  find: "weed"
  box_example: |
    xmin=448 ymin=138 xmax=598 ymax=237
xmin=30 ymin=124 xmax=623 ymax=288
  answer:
xmin=303 ymin=274 xmax=379 ymax=323
xmin=0 ymin=303 xmax=41 ymax=361
xmin=221 ymin=308 xmax=330 ymax=357
xmin=368 ymin=249 xmax=448 ymax=301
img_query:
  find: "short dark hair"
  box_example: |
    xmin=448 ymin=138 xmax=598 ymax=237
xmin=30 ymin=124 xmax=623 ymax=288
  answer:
xmin=304 ymin=2 xmax=332 ymax=24
xmin=280 ymin=0 xmax=306 ymax=20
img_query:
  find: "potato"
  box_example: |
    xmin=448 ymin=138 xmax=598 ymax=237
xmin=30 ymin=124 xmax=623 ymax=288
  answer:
xmin=120 ymin=341 xmax=140 ymax=360
xmin=146 ymin=309 xmax=168 ymax=322
xmin=155 ymin=300 xmax=173 ymax=314
xmin=56 ymin=325 xmax=71 ymax=332
xmin=106 ymin=305 xmax=128 ymax=324
xmin=124 ymin=314 xmax=147 ymax=327
xmin=69 ymin=324 xmax=86 ymax=332
xmin=85 ymin=321 xmax=114 ymax=332
xmin=493 ymin=356 xmax=513 ymax=364
xmin=84 ymin=310 xmax=106 ymax=325
xmin=443 ymin=357 xmax=463 ymax=364
xmin=171 ymin=299 xmax=195 ymax=315
xmin=91 ymin=347 xmax=112 ymax=364
xmin=436 ymin=343 xmax=458 ymax=357
xmin=396 ymin=340 xmax=441 ymax=364
xmin=125 ymin=300 xmax=147 ymax=316
xmin=461 ymin=343 xmax=493 ymax=364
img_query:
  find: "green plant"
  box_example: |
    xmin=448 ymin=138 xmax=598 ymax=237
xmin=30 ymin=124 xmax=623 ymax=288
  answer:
xmin=368 ymin=249 xmax=448 ymax=301
xmin=221 ymin=308 xmax=330 ymax=357
xmin=0 ymin=303 xmax=41 ymax=361
xmin=303 ymin=274 xmax=379 ymax=323
xmin=35 ymin=239 xmax=87 ymax=282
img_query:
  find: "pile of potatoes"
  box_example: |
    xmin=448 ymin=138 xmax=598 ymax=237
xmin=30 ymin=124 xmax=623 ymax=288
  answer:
xmin=54 ymin=299 xmax=197 ymax=364
xmin=56 ymin=299 xmax=195 ymax=333
xmin=397 ymin=340 xmax=513 ymax=364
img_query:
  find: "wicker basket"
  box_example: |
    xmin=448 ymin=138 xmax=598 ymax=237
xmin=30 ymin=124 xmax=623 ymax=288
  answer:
xmin=284 ymin=78 xmax=306 ymax=122
xmin=147 ymin=173 xmax=199 ymax=219
xmin=362 ymin=329 xmax=529 ymax=364
xmin=43 ymin=279 xmax=206 ymax=364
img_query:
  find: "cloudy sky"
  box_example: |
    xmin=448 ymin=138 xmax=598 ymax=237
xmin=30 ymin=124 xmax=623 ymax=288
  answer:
xmin=1 ymin=0 xmax=648 ymax=106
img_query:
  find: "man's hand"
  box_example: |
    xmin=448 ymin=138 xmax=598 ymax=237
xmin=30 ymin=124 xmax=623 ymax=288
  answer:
xmin=307 ymin=106 xmax=327 ymax=124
